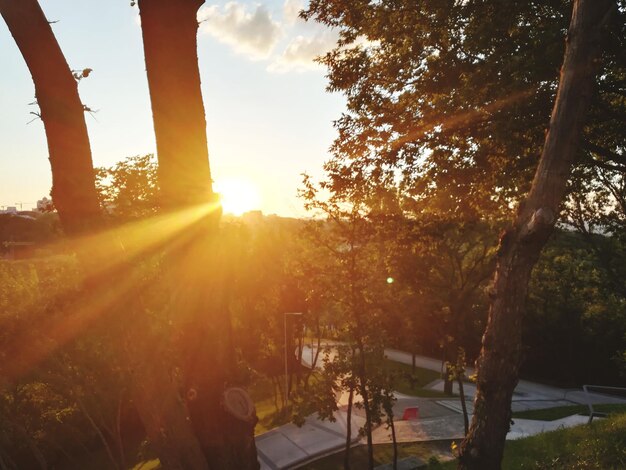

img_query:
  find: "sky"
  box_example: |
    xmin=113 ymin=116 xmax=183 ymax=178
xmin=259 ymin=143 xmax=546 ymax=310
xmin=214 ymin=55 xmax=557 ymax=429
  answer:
xmin=0 ymin=0 xmax=344 ymax=216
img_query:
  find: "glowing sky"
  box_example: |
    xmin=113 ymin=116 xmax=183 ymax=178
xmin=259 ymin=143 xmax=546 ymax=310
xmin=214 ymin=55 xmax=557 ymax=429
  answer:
xmin=0 ymin=0 xmax=344 ymax=216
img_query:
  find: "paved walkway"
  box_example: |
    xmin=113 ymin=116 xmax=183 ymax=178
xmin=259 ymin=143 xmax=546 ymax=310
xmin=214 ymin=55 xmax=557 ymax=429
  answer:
xmin=385 ymin=347 xmax=626 ymax=409
xmin=256 ymin=410 xmax=364 ymax=470
xmin=254 ymin=346 xmax=626 ymax=469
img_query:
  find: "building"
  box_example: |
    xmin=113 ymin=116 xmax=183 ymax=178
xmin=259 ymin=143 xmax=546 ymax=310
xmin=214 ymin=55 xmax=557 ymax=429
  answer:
xmin=36 ymin=197 xmax=53 ymax=212
xmin=0 ymin=206 xmax=18 ymax=215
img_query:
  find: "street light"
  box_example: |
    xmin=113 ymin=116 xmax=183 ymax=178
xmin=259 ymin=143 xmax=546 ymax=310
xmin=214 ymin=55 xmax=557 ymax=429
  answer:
xmin=284 ymin=312 xmax=303 ymax=405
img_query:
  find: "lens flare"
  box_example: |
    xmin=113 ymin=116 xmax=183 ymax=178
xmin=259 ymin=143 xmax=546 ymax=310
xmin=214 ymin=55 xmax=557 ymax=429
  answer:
xmin=214 ymin=178 xmax=261 ymax=216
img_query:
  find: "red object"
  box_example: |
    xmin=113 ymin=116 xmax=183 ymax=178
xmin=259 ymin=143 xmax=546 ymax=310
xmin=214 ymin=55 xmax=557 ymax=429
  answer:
xmin=402 ymin=406 xmax=420 ymax=420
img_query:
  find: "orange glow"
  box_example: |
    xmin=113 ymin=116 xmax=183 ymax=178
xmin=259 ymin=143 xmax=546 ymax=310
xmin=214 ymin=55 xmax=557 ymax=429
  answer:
xmin=3 ymin=200 xmax=221 ymax=382
xmin=215 ymin=178 xmax=261 ymax=216
xmin=391 ymin=88 xmax=536 ymax=151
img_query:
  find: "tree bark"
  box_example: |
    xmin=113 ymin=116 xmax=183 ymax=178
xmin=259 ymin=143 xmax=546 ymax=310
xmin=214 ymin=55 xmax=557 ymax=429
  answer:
xmin=0 ymin=8 xmax=207 ymax=469
xmin=343 ymin=378 xmax=355 ymax=470
xmin=138 ymin=1 xmax=258 ymax=468
xmin=131 ymin=360 xmax=209 ymax=470
xmin=457 ymin=378 xmax=469 ymax=436
xmin=76 ymin=397 xmax=120 ymax=470
xmin=458 ymin=1 xmax=614 ymax=468
xmin=0 ymin=0 xmax=101 ymax=236
xmin=138 ymin=0 xmax=214 ymax=208
xmin=356 ymin=346 xmax=374 ymax=470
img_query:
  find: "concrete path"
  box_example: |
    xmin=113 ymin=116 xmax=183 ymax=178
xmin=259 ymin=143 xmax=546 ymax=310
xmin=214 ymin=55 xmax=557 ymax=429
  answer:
xmin=256 ymin=410 xmax=364 ymax=470
xmin=507 ymin=414 xmax=591 ymax=440
xmin=385 ymin=347 xmax=626 ymax=408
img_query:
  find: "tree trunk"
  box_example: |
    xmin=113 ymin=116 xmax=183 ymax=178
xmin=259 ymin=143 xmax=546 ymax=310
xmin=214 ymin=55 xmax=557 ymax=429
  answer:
xmin=115 ymin=392 xmax=127 ymax=470
xmin=138 ymin=1 xmax=258 ymax=468
xmin=76 ymin=397 xmax=120 ymax=470
xmin=343 ymin=379 xmax=355 ymax=470
xmin=391 ymin=418 xmax=398 ymax=470
xmin=457 ymin=378 xmax=469 ymax=436
xmin=13 ymin=423 xmax=47 ymax=470
xmin=138 ymin=0 xmax=214 ymax=209
xmin=131 ymin=360 xmax=209 ymax=470
xmin=305 ymin=327 xmax=324 ymax=387
xmin=356 ymin=347 xmax=374 ymax=470
xmin=385 ymin=399 xmax=398 ymax=470
xmin=443 ymin=344 xmax=453 ymax=395
xmin=0 ymin=0 xmax=102 ymax=236
xmin=458 ymin=1 xmax=614 ymax=468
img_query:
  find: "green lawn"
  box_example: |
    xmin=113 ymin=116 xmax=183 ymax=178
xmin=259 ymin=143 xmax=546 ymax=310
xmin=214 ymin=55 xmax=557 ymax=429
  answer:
xmin=251 ymin=359 xmax=452 ymax=435
xmin=250 ymin=370 xmax=327 ymax=434
xmin=438 ymin=411 xmax=626 ymax=469
xmin=298 ymin=440 xmax=455 ymax=470
xmin=131 ymin=459 xmax=160 ymax=470
xmin=385 ymin=359 xmax=453 ymax=398
xmin=248 ymin=375 xmax=294 ymax=435
xmin=512 ymin=403 xmax=626 ymax=421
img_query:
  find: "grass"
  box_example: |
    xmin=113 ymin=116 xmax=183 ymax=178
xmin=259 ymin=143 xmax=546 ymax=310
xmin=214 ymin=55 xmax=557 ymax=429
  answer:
xmin=298 ymin=440 xmax=455 ymax=470
xmin=131 ymin=459 xmax=160 ymax=470
xmin=251 ymin=358 xmax=451 ymax=435
xmin=438 ymin=411 xmax=626 ymax=469
xmin=248 ymin=375 xmax=294 ymax=435
xmin=250 ymin=369 xmax=326 ymax=434
xmin=512 ymin=403 xmax=626 ymax=421
xmin=385 ymin=359 xmax=453 ymax=398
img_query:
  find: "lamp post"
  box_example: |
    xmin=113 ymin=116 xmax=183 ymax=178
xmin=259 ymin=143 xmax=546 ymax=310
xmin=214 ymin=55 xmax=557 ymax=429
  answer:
xmin=284 ymin=312 xmax=303 ymax=406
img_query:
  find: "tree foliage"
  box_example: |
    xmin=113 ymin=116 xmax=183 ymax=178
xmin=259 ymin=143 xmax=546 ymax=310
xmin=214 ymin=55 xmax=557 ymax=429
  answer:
xmin=302 ymin=0 xmax=625 ymax=219
xmin=96 ymin=154 xmax=159 ymax=220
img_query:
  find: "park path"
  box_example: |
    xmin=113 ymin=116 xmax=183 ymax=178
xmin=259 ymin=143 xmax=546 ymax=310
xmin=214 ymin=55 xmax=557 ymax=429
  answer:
xmin=255 ymin=345 xmax=626 ymax=469
xmin=256 ymin=410 xmax=364 ymax=470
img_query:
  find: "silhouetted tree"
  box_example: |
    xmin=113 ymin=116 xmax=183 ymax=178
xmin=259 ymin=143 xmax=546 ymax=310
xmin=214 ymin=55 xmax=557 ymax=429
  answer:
xmin=0 ymin=0 xmax=101 ymax=236
xmin=459 ymin=1 xmax=616 ymax=468
xmin=137 ymin=0 xmax=259 ymax=468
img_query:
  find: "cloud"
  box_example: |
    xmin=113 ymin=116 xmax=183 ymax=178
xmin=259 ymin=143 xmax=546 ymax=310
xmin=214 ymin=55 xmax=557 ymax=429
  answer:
xmin=269 ymin=29 xmax=339 ymax=73
xmin=283 ymin=0 xmax=304 ymax=25
xmin=196 ymin=1 xmax=342 ymax=73
xmin=199 ymin=2 xmax=282 ymax=59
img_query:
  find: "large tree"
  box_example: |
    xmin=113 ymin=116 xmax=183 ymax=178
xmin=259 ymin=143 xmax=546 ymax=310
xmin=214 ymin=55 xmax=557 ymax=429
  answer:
xmin=137 ymin=1 xmax=259 ymax=468
xmin=0 ymin=0 xmax=102 ymax=235
xmin=2 ymin=1 xmax=258 ymax=467
xmin=302 ymin=0 xmax=625 ymax=219
xmin=138 ymin=0 xmax=214 ymax=208
xmin=298 ymin=174 xmax=399 ymax=470
xmin=303 ymin=0 xmax=621 ymax=467
xmin=459 ymin=2 xmax=616 ymax=467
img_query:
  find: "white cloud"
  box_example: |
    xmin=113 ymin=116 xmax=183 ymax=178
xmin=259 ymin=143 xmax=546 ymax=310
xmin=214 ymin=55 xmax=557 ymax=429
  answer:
xmin=283 ymin=0 xmax=304 ymax=25
xmin=199 ymin=2 xmax=282 ymax=59
xmin=196 ymin=1 xmax=343 ymax=74
xmin=269 ymin=29 xmax=339 ymax=73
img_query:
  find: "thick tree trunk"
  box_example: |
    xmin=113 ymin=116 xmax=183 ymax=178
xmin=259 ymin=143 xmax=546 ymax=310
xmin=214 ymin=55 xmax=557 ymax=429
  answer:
xmin=0 ymin=8 xmax=197 ymax=469
xmin=132 ymin=360 xmax=209 ymax=470
xmin=138 ymin=0 xmax=214 ymax=208
xmin=76 ymin=397 xmax=120 ymax=470
xmin=458 ymin=1 xmax=614 ymax=469
xmin=138 ymin=1 xmax=258 ymax=468
xmin=0 ymin=0 xmax=101 ymax=236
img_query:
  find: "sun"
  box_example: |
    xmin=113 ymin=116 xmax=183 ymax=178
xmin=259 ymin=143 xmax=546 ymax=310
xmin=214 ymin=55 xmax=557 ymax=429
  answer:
xmin=214 ymin=178 xmax=261 ymax=216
